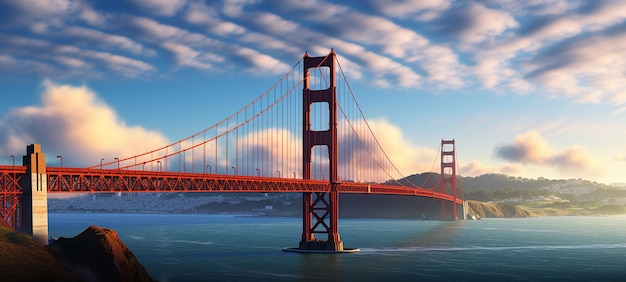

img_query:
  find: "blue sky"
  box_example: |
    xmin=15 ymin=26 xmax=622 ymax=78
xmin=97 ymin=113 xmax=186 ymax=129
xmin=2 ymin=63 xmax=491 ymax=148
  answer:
xmin=1 ymin=0 xmax=626 ymax=184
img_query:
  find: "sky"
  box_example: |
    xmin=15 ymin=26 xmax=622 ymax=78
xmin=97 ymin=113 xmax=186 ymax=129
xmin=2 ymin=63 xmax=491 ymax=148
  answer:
xmin=1 ymin=0 xmax=626 ymax=185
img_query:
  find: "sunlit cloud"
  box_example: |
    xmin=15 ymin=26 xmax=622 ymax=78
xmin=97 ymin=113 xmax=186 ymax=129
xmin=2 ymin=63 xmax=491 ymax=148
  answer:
xmin=495 ymin=131 xmax=599 ymax=174
xmin=0 ymin=81 xmax=170 ymax=167
xmin=337 ymin=118 xmax=438 ymax=182
xmin=460 ymin=160 xmax=524 ymax=177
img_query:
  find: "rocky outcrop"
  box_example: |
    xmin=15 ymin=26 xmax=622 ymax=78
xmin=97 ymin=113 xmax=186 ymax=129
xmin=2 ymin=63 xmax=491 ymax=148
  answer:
xmin=48 ymin=226 xmax=156 ymax=282
xmin=465 ymin=200 xmax=534 ymax=218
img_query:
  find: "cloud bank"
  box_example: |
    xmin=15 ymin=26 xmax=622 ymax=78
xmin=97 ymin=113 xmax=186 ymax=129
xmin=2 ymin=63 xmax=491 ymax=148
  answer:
xmin=494 ymin=131 xmax=598 ymax=175
xmin=0 ymin=81 xmax=169 ymax=167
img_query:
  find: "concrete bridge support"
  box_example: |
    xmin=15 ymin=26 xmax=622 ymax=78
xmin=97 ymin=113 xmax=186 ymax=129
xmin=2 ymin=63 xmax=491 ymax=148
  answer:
xmin=18 ymin=144 xmax=49 ymax=245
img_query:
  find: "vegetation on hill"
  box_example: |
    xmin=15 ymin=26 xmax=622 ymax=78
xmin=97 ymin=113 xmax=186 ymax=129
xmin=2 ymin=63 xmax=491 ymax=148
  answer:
xmin=0 ymin=223 xmax=80 ymax=281
xmin=399 ymin=173 xmax=626 ymax=216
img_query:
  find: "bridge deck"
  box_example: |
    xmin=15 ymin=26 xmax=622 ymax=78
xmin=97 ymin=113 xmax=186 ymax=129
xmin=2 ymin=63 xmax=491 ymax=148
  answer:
xmin=0 ymin=166 xmax=462 ymax=204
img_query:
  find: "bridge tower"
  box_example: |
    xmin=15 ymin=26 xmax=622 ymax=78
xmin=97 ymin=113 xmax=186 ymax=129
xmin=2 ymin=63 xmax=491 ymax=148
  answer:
xmin=298 ymin=50 xmax=344 ymax=252
xmin=440 ymin=139 xmax=458 ymax=221
xmin=18 ymin=144 xmax=49 ymax=244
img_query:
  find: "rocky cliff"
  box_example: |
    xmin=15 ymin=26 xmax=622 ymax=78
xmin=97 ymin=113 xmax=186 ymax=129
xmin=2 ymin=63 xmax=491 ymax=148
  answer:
xmin=48 ymin=226 xmax=156 ymax=282
xmin=465 ymin=200 xmax=534 ymax=218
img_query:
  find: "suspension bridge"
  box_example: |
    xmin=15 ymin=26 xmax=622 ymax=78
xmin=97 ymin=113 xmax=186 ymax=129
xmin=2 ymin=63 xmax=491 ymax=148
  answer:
xmin=0 ymin=50 xmax=463 ymax=253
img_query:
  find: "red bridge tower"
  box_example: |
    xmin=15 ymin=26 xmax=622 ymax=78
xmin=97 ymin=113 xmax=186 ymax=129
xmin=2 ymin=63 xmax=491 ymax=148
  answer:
xmin=297 ymin=50 xmax=345 ymax=252
xmin=440 ymin=139 xmax=459 ymax=220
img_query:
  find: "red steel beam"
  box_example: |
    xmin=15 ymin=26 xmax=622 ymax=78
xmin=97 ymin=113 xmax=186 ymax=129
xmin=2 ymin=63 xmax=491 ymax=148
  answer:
xmin=2 ymin=166 xmax=462 ymax=204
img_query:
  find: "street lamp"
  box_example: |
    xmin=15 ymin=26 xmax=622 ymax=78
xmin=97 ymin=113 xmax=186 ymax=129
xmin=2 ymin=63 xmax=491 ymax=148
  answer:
xmin=206 ymin=164 xmax=211 ymax=174
xmin=142 ymin=162 xmax=146 ymax=171
xmin=231 ymin=166 xmax=237 ymax=175
xmin=10 ymin=155 xmax=14 ymax=166
xmin=292 ymin=171 xmax=296 ymax=179
xmin=276 ymin=170 xmax=281 ymax=178
xmin=100 ymin=158 xmax=105 ymax=169
xmin=256 ymin=168 xmax=260 ymax=176
xmin=114 ymin=158 xmax=120 ymax=170
xmin=157 ymin=161 xmax=162 ymax=172
xmin=56 ymin=155 xmax=63 ymax=167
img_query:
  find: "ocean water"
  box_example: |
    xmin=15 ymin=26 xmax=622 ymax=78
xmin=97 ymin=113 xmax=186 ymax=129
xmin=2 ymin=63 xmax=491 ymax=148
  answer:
xmin=49 ymin=214 xmax=626 ymax=281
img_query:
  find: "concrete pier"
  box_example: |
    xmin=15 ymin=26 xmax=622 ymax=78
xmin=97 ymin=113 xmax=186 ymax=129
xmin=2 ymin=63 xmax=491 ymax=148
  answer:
xmin=19 ymin=144 xmax=48 ymax=245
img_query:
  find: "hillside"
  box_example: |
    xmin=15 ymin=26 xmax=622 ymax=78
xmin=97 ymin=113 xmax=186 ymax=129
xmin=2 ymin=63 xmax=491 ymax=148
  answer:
xmin=0 ymin=223 xmax=80 ymax=281
xmin=1 ymin=222 xmax=155 ymax=282
xmin=399 ymin=173 xmax=626 ymax=215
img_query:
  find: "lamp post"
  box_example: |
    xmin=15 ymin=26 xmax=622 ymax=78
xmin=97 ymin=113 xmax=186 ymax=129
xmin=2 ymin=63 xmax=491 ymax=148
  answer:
xmin=276 ymin=170 xmax=281 ymax=178
xmin=157 ymin=161 xmax=162 ymax=172
xmin=56 ymin=155 xmax=63 ymax=167
xmin=231 ymin=166 xmax=237 ymax=175
xmin=292 ymin=171 xmax=296 ymax=179
xmin=114 ymin=158 xmax=120 ymax=170
xmin=142 ymin=162 xmax=146 ymax=171
xmin=256 ymin=168 xmax=260 ymax=176
xmin=206 ymin=164 xmax=211 ymax=174
xmin=101 ymin=158 xmax=105 ymax=169
xmin=10 ymin=155 xmax=14 ymax=166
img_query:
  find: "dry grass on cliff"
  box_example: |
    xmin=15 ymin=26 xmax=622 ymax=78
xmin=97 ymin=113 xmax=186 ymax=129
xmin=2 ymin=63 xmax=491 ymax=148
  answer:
xmin=0 ymin=225 xmax=81 ymax=282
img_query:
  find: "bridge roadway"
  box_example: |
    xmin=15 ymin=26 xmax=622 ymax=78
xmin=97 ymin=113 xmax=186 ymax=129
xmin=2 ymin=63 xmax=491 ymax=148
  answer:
xmin=0 ymin=165 xmax=462 ymax=205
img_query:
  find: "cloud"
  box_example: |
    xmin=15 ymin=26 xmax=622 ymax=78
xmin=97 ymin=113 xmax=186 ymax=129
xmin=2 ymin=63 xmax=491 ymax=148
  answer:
xmin=54 ymin=26 xmax=155 ymax=56
xmin=471 ymin=0 xmax=626 ymax=103
xmin=367 ymin=0 xmax=451 ymax=21
xmin=1 ymin=0 xmax=106 ymax=30
xmin=161 ymin=42 xmax=218 ymax=70
xmin=524 ymin=30 xmax=626 ymax=104
xmin=263 ymin=0 xmax=465 ymax=88
xmin=337 ymin=118 xmax=438 ymax=182
xmin=130 ymin=0 xmax=188 ymax=16
xmin=184 ymin=1 xmax=245 ymax=36
xmin=434 ymin=2 xmax=518 ymax=45
xmin=0 ymin=34 xmax=155 ymax=78
xmin=495 ymin=131 xmax=598 ymax=173
xmin=460 ymin=160 xmax=524 ymax=177
xmin=0 ymin=81 xmax=169 ymax=167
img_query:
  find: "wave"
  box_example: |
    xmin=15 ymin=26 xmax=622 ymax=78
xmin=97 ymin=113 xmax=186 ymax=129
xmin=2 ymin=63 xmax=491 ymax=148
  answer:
xmin=153 ymin=238 xmax=217 ymax=246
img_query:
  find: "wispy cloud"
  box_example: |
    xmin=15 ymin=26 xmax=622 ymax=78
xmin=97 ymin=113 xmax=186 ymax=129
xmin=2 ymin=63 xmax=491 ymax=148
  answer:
xmin=0 ymin=0 xmax=625 ymax=108
xmin=432 ymin=2 xmax=518 ymax=45
xmin=129 ymin=0 xmax=188 ymax=16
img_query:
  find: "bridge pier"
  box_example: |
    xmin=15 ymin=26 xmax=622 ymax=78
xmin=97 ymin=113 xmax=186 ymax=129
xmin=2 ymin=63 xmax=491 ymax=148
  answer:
xmin=18 ymin=144 xmax=49 ymax=245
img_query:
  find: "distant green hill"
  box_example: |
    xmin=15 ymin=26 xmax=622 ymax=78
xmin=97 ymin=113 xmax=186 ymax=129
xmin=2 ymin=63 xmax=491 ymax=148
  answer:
xmin=396 ymin=172 xmax=615 ymax=192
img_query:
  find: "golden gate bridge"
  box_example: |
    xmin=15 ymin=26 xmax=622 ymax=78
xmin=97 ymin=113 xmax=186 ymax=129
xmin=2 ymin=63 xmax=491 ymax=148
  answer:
xmin=0 ymin=50 xmax=463 ymax=253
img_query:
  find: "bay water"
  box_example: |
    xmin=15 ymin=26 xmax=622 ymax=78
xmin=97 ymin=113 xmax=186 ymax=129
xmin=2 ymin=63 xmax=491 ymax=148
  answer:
xmin=49 ymin=214 xmax=626 ymax=281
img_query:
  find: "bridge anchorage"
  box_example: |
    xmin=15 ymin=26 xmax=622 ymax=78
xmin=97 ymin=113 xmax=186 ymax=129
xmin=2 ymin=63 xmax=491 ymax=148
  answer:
xmin=1 ymin=50 xmax=464 ymax=252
